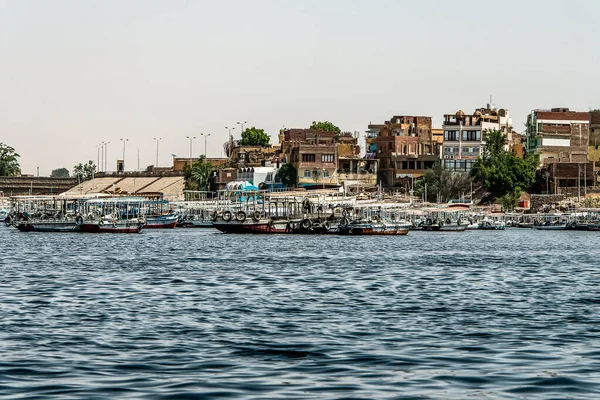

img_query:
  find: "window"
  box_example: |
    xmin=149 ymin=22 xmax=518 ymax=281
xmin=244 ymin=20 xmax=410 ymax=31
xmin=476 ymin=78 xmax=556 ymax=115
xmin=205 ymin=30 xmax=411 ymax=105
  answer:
xmin=444 ymin=130 xmax=458 ymax=141
xmin=323 ymin=170 xmax=329 ymax=177
xmin=321 ymin=154 xmax=334 ymax=163
xmin=301 ymin=154 xmax=315 ymax=162
xmin=462 ymin=130 xmax=481 ymax=141
xmin=304 ymin=170 xmax=311 ymax=178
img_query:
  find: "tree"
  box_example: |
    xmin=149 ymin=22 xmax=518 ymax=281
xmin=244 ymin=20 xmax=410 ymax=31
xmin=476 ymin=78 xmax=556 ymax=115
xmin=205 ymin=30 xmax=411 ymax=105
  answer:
xmin=240 ymin=127 xmax=270 ymax=147
xmin=277 ymin=163 xmax=297 ymax=187
xmin=50 ymin=168 xmax=70 ymax=178
xmin=185 ymin=156 xmax=213 ymax=191
xmin=72 ymin=162 xmax=96 ymax=181
xmin=414 ymin=163 xmax=472 ymax=203
xmin=471 ymin=129 xmax=537 ymax=207
xmin=310 ymin=121 xmax=341 ymax=133
xmin=0 ymin=143 xmax=20 ymax=176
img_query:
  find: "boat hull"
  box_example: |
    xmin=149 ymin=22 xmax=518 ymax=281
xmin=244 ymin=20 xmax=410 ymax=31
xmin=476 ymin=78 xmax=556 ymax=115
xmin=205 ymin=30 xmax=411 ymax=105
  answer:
xmin=339 ymin=226 xmax=409 ymax=235
xmin=144 ymin=215 xmax=179 ymax=229
xmin=79 ymin=221 xmax=143 ymax=233
xmin=16 ymin=222 xmax=79 ymax=232
xmin=533 ymin=225 xmax=568 ymax=230
xmin=212 ymin=219 xmax=289 ymax=234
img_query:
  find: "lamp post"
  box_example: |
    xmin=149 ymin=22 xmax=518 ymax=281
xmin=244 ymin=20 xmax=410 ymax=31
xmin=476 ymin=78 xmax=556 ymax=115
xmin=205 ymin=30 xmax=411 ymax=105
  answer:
xmin=237 ymin=120 xmax=247 ymax=136
xmin=120 ymin=138 xmax=129 ymax=172
xmin=201 ymin=133 xmax=211 ymax=158
xmin=96 ymin=145 xmax=101 ymax=172
xmin=104 ymin=141 xmax=110 ymax=172
xmin=153 ymin=137 xmax=162 ymax=167
xmin=186 ymin=136 xmax=196 ymax=167
xmin=99 ymin=142 xmax=105 ymax=172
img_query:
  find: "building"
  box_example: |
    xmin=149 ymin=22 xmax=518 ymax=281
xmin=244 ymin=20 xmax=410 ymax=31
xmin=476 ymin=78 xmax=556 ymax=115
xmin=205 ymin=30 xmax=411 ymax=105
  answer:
xmin=442 ymin=104 xmax=512 ymax=172
xmin=280 ymin=129 xmax=375 ymax=188
xmin=526 ymin=108 xmax=589 ymax=164
xmin=526 ymin=108 xmax=592 ymax=194
xmin=367 ymin=115 xmax=440 ymax=187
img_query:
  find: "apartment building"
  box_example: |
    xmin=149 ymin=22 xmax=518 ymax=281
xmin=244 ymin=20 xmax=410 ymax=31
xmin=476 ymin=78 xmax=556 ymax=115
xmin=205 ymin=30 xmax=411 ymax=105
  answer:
xmin=442 ymin=104 xmax=512 ymax=172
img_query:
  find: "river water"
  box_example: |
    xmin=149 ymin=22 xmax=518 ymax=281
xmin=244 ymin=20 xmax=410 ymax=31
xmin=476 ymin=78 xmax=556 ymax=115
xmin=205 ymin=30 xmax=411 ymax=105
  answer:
xmin=1 ymin=227 xmax=600 ymax=399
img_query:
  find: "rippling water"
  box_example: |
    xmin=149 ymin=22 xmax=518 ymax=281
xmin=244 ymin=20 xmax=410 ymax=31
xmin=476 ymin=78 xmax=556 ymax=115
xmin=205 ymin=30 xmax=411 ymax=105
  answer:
xmin=2 ymin=227 xmax=600 ymax=399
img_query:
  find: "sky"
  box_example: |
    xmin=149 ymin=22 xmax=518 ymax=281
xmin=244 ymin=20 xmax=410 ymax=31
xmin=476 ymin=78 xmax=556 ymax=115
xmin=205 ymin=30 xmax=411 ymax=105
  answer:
xmin=1 ymin=0 xmax=600 ymax=176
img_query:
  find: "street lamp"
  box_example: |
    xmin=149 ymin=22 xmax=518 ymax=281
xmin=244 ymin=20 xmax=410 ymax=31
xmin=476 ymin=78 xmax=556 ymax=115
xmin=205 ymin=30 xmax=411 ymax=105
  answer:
xmin=201 ymin=133 xmax=211 ymax=158
xmin=99 ymin=142 xmax=105 ymax=172
xmin=104 ymin=141 xmax=110 ymax=172
xmin=186 ymin=136 xmax=196 ymax=167
xmin=237 ymin=121 xmax=247 ymax=135
xmin=120 ymin=138 xmax=129 ymax=172
xmin=153 ymin=137 xmax=162 ymax=167
xmin=96 ymin=144 xmax=101 ymax=172
xmin=225 ymin=126 xmax=235 ymax=136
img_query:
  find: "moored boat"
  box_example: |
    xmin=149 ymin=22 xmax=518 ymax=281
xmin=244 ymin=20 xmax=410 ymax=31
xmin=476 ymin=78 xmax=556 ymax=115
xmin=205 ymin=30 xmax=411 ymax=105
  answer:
xmin=144 ymin=213 xmax=179 ymax=229
xmin=77 ymin=217 xmax=144 ymax=233
xmin=338 ymin=219 xmax=410 ymax=235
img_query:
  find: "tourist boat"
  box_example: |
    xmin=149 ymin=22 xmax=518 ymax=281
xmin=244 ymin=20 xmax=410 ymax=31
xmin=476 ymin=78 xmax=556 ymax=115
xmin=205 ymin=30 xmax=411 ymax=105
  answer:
xmin=212 ymin=209 xmax=289 ymax=234
xmin=77 ymin=198 xmax=146 ymax=233
xmin=338 ymin=219 xmax=411 ymax=235
xmin=7 ymin=195 xmax=83 ymax=233
xmin=77 ymin=217 xmax=145 ymax=233
xmin=144 ymin=213 xmax=179 ymax=229
xmin=0 ymin=209 xmax=7 ymax=223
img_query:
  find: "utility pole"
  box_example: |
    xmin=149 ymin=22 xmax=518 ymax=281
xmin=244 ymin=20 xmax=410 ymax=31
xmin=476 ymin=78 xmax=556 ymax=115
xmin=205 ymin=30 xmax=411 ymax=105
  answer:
xmin=153 ymin=137 xmax=162 ymax=167
xmin=137 ymin=148 xmax=140 ymax=171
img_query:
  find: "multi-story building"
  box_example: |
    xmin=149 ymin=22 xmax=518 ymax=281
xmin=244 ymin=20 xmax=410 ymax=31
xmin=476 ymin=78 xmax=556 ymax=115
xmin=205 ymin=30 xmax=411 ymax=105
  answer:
xmin=526 ymin=108 xmax=589 ymax=164
xmin=280 ymin=129 xmax=376 ymax=188
xmin=367 ymin=115 xmax=439 ymax=187
xmin=526 ymin=108 xmax=592 ymax=193
xmin=442 ymin=104 xmax=512 ymax=172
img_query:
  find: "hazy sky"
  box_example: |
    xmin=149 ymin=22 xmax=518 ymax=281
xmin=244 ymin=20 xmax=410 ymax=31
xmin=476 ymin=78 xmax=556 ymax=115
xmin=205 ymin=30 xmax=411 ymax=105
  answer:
xmin=2 ymin=0 xmax=600 ymax=175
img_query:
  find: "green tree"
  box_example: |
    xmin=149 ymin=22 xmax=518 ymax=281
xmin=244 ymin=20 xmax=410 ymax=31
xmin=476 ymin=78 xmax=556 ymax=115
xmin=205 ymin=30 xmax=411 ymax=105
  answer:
xmin=471 ymin=129 xmax=537 ymax=207
xmin=185 ymin=156 xmax=213 ymax=191
xmin=0 ymin=143 xmax=20 ymax=176
xmin=277 ymin=163 xmax=297 ymax=187
xmin=240 ymin=127 xmax=270 ymax=147
xmin=414 ymin=163 xmax=472 ymax=203
xmin=50 ymin=168 xmax=70 ymax=178
xmin=72 ymin=162 xmax=96 ymax=181
xmin=310 ymin=121 xmax=341 ymax=133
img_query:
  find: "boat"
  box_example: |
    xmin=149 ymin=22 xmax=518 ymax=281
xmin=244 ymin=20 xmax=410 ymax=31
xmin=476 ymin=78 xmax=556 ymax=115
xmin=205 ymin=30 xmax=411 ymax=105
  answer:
xmin=77 ymin=217 xmax=145 ymax=233
xmin=420 ymin=218 xmax=467 ymax=232
xmin=76 ymin=198 xmax=146 ymax=233
xmin=144 ymin=213 xmax=179 ymax=229
xmin=7 ymin=196 xmax=82 ymax=233
xmin=338 ymin=219 xmax=411 ymax=235
xmin=533 ymin=222 xmax=568 ymax=230
xmin=212 ymin=210 xmax=289 ymax=234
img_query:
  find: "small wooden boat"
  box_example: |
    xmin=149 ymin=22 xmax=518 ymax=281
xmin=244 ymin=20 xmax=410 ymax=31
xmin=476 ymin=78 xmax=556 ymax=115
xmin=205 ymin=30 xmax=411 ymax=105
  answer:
xmin=144 ymin=213 xmax=179 ymax=229
xmin=338 ymin=220 xmax=411 ymax=235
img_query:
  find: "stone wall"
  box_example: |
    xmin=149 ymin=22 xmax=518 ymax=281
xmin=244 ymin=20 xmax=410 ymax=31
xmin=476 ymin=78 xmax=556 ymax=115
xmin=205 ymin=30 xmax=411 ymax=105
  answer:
xmin=530 ymin=194 xmax=566 ymax=212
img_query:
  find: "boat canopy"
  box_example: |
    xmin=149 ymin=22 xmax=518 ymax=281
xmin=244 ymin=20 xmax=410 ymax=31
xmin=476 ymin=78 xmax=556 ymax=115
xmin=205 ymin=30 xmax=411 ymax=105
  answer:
xmin=224 ymin=181 xmax=259 ymax=191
